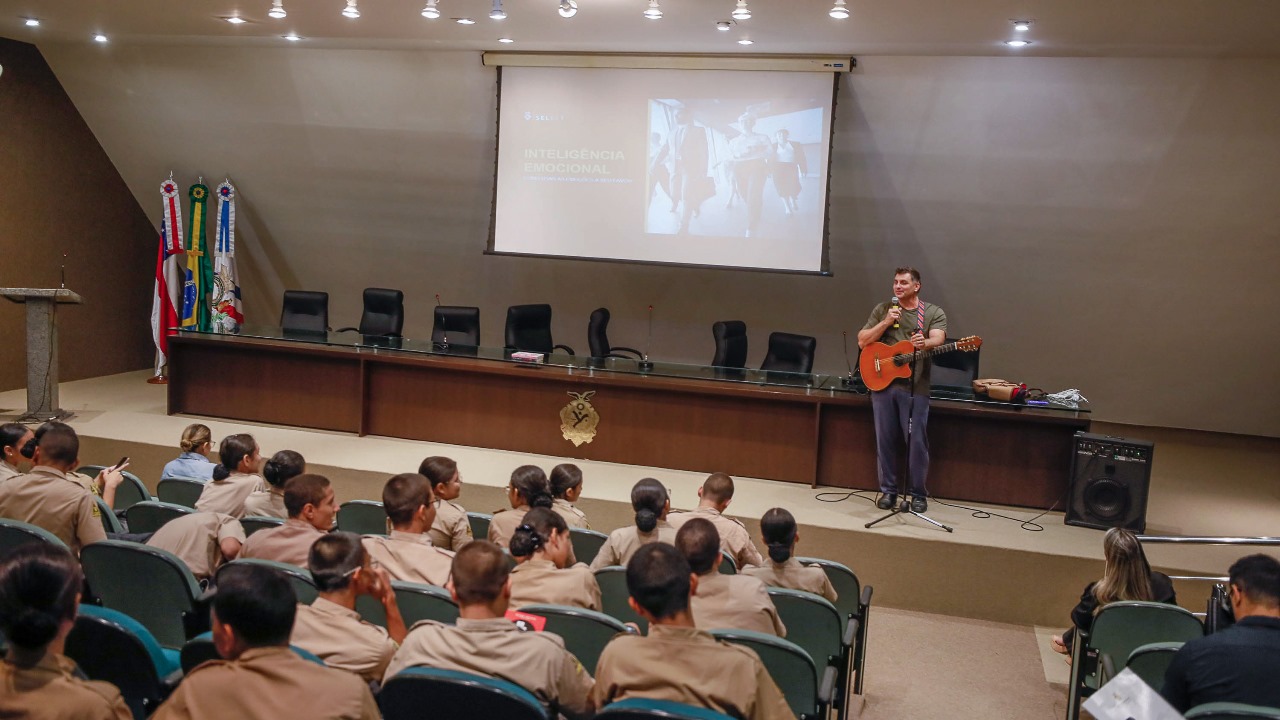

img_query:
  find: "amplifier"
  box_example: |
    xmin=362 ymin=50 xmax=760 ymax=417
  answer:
xmin=1064 ymin=432 xmax=1155 ymax=533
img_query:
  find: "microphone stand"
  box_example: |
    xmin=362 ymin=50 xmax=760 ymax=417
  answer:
xmin=638 ymin=305 xmax=654 ymax=371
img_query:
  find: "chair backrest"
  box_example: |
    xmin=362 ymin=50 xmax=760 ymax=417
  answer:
xmin=157 ymin=477 xmax=207 ymax=509
xmin=80 ymin=540 xmax=203 ymax=649
xmin=357 ymin=287 xmax=405 ymax=337
xmin=594 ymin=565 xmax=648 ymax=634
xmin=379 ymin=666 xmax=550 ymax=720
xmin=930 ymin=336 xmax=981 ymax=389
xmin=719 ymin=550 xmax=737 ymax=575
xmin=518 ymin=603 xmax=630 ymax=672
xmin=0 ymin=518 xmax=68 ymax=555
xmin=505 ymin=303 xmax=556 ymax=353
xmin=767 ymin=588 xmax=843 ymax=669
xmin=468 ymin=512 xmax=492 ymax=542
xmin=81 ymin=466 xmax=151 ymax=512
xmin=1185 ymin=703 xmax=1280 ymax=720
xmin=180 ymin=631 xmax=327 ymax=674
xmin=337 ymin=500 xmax=388 ymax=535
xmin=356 ymin=581 xmax=459 ymax=628
xmin=760 ymin=332 xmax=817 ymax=375
xmin=281 ymin=290 xmax=330 ymax=333
xmin=711 ymin=321 xmax=748 ymax=368
xmin=125 ymin=500 xmax=195 ymax=535
xmin=712 ymin=629 xmax=819 ymax=719
xmin=220 ymin=558 xmax=318 ymax=605
xmin=66 ymin=605 xmax=180 ymax=720
xmin=94 ymin=496 xmax=125 ymax=535
xmin=1124 ymin=641 xmax=1184 ymax=691
xmin=588 ymin=307 xmax=613 ymax=358
xmin=597 ymin=698 xmax=736 ymax=720
xmin=434 ymin=305 xmax=482 ymax=346
xmin=240 ymin=515 xmax=285 ymax=536
xmin=1089 ymin=601 xmax=1203 ymax=683
xmin=795 ymin=557 xmax=864 ymax=633
xmin=569 ymin=527 xmax=609 ymax=567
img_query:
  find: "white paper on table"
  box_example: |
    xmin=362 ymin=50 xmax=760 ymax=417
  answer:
xmin=1082 ymin=668 xmax=1184 ymax=720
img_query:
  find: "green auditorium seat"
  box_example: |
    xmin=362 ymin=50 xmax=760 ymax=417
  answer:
xmin=0 ymin=518 xmax=67 ymax=555
xmin=594 ymin=565 xmax=647 ymax=634
xmin=518 ymin=603 xmax=633 ymax=671
xmin=157 ymin=477 xmax=206 ymax=508
xmin=125 ymin=500 xmax=194 ymax=535
xmin=356 ymin=580 xmax=459 ymax=628
xmin=240 ymin=515 xmax=284 ymax=536
xmin=1185 ymin=703 xmax=1280 ymax=719
xmin=796 ymin=556 xmax=874 ymax=696
xmin=767 ymin=587 xmax=853 ymax=720
xmin=81 ymin=465 xmax=152 ymax=512
xmin=80 ymin=540 xmax=206 ymax=650
xmin=711 ymin=629 xmax=835 ymax=720
xmin=66 ymin=604 xmax=182 ymax=720
xmin=219 ymin=558 xmax=318 ymax=604
xmin=597 ymin=698 xmax=735 ymax=719
xmin=379 ymin=666 xmax=550 ymax=720
xmin=569 ymin=527 xmax=608 ymax=566
xmin=467 ymin=512 xmax=492 ymax=542
xmin=94 ymin=495 xmax=125 ymax=535
xmin=337 ymin=499 xmax=388 ymax=535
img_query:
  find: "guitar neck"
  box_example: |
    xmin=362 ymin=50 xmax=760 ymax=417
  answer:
xmin=893 ymin=341 xmax=961 ymax=364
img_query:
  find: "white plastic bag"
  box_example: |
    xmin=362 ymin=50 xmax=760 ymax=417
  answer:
xmin=1082 ymin=667 xmax=1183 ymax=720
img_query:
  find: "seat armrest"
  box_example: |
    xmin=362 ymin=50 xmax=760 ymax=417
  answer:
xmin=334 ymin=326 xmax=357 ymax=333
xmin=842 ymin=618 xmax=858 ymax=648
xmin=1098 ymin=653 xmax=1116 ymax=685
xmin=609 ymin=346 xmax=644 ymax=360
xmin=554 ymin=344 xmax=576 ymax=356
xmin=818 ymin=664 xmax=838 ymax=705
xmin=859 ymin=585 xmax=873 ymax=611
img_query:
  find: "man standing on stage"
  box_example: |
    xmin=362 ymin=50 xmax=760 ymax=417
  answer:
xmin=857 ymin=267 xmax=947 ymax=513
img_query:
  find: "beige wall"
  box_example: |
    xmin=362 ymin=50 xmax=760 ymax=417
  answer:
xmin=27 ymin=44 xmax=1280 ymax=436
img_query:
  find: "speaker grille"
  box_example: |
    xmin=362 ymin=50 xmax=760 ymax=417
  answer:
xmin=1082 ymin=478 xmax=1130 ymax=520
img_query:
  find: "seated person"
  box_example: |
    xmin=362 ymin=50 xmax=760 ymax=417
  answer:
xmin=669 ymin=473 xmax=763 ymax=569
xmin=291 ymin=532 xmax=406 ymax=684
xmin=0 ymin=543 xmax=131 ymax=719
xmin=1050 ymin=527 xmax=1176 ymax=655
xmin=592 ymin=543 xmax=795 ymax=720
xmin=0 ymin=422 xmax=122 ymax=555
xmin=383 ymin=541 xmax=595 ymax=720
xmin=1161 ymin=554 xmax=1280 ymax=712
xmin=676 ymin=519 xmax=785 ymax=637
xmin=489 ymin=465 xmax=555 ymax=549
xmin=160 ymin=423 xmax=217 ymax=481
xmin=741 ymin=508 xmax=837 ymax=603
xmin=508 ymin=508 xmax=601 ymax=611
xmin=420 ymin=456 xmax=473 ymax=551
xmin=550 ymin=463 xmax=591 ymax=530
xmin=242 ymin=450 xmax=305 ymax=519
xmin=0 ymin=421 xmax=34 ymax=482
xmin=590 ymin=478 xmax=677 ymax=570
xmin=146 ymin=512 xmax=245 ymax=581
xmin=22 ymin=421 xmax=126 ymax=508
xmin=239 ymin=474 xmax=335 ymax=568
xmin=362 ymin=472 xmax=455 ymax=586
xmin=151 ymin=563 xmax=379 ymax=719
xmin=195 ymin=434 xmax=266 ymax=518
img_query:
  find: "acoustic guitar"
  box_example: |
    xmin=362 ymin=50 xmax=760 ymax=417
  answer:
xmin=858 ymin=336 xmax=983 ymax=392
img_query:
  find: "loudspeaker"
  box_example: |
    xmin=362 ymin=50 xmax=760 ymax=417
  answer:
xmin=1064 ymin=432 xmax=1154 ymax=533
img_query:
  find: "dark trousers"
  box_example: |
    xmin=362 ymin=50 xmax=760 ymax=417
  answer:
xmin=871 ymin=385 xmax=931 ymax=496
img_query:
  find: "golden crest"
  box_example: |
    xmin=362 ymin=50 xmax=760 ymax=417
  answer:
xmin=559 ymin=391 xmax=599 ymax=447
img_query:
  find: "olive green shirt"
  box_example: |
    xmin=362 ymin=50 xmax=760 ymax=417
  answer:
xmin=861 ymin=300 xmax=947 ymax=393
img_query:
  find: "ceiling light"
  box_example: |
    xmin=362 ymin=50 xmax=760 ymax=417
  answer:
xmin=268 ymin=0 xmax=286 ymax=19
xmin=342 ymin=0 xmax=360 ymax=19
xmin=1012 ymin=19 xmax=1032 ymax=31
xmin=282 ymin=33 xmax=303 ymax=41
xmin=1004 ymin=39 xmax=1030 ymax=47
xmin=224 ymin=16 xmax=247 ymax=24
xmin=643 ymin=0 xmax=662 ymax=20
xmin=498 ymin=37 xmax=514 ymax=43
xmin=731 ymin=1 xmax=751 ymax=20
xmin=489 ymin=0 xmax=506 ymax=20
xmin=24 ymin=18 xmax=40 ymax=27
xmin=455 ymin=17 xmax=476 ymax=24
xmin=829 ymin=0 xmax=849 ymax=19
xmin=716 ymin=21 xmax=732 ymax=31
xmin=422 ymin=1 xmax=440 ymax=18
xmin=93 ymin=34 xmax=108 ymax=43
xmin=738 ymin=38 xmax=754 ymax=45
xmin=558 ymin=0 xmax=578 ymax=18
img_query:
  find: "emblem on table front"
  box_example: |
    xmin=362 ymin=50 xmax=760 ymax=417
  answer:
xmin=560 ymin=391 xmax=599 ymax=447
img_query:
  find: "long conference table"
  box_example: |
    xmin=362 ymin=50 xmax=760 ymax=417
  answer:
xmin=167 ymin=327 xmax=1091 ymax=509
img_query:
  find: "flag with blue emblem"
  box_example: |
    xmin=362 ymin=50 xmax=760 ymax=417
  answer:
xmin=211 ymin=180 xmax=243 ymax=333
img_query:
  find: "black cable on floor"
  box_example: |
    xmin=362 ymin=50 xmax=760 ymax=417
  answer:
xmin=814 ymin=485 xmax=1072 ymax=533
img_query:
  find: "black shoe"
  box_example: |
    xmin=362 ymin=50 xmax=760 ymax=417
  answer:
xmin=910 ymin=496 xmax=928 ymax=513
xmin=876 ymin=493 xmax=897 ymax=510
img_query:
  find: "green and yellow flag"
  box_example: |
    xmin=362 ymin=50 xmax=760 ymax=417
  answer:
xmin=180 ymin=182 xmax=213 ymax=331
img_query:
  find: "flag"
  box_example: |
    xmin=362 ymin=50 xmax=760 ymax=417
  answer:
xmin=211 ymin=180 xmax=243 ymax=333
xmin=149 ymin=224 xmax=182 ymax=377
xmin=180 ymin=182 xmax=213 ymax=331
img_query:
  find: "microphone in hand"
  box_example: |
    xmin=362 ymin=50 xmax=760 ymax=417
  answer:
xmin=891 ymin=296 xmax=900 ymax=330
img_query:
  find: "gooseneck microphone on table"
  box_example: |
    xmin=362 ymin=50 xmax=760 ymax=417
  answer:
xmin=638 ymin=304 xmax=654 ymax=371
xmin=61 ymin=252 xmax=68 ymax=289
xmin=434 ymin=294 xmax=448 ymax=349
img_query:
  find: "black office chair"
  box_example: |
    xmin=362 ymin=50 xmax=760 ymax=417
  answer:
xmin=930 ymin=336 xmax=981 ymax=391
xmin=433 ymin=306 xmax=481 ymax=346
xmin=280 ymin=290 xmax=329 ymax=334
xmin=711 ymin=320 xmax=748 ymax=369
xmin=760 ymin=332 xmax=817 ymax=374
xmin=505 ymin=304 xmax=574 ymax=355
xmin=588 ymin=308 xmax=643 ymax=361
xmin=337 ymin=287 xmax=404 ymax=338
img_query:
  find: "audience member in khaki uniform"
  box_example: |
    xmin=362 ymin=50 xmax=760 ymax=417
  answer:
xmin=195 ymin=434 xmax=266 ymax=518
xmin=741 ymin=508 xmax=838 ymax=603
xmin=591 ymin=478 xmax=677 ymax=570
xmin=146 ymin=512 xmax=246 ymax=580
xmin=240 ymin=474 xmax=335 ymax=568
xmin=0 ymin=422 xmax=34 ymax=483
xmin=384 ymin=541 xmax=595 ymax=719
xmin=489 ymin=464 xmax=555 ymax=549
xmin=0 ymin=543 xmax=132 ymax=720
xmin=362 ymin=472 xmax=454 ymax=586
xmin=0 ymin=423 xmax=122 ymax=555
xmin=151 ymin=563 xmax=379 ymax=720
xmin=420 ymin=456 xmax=473 ymax=551
xmin=677 ymin=519 xmax=785 ymax=637
xmin=291 ymin=532 xmax=406 ymax=684
xmin=508 ymin=508 xmax=602 ymax=611
xmin=669 ymin=473 xmax=764 ymax=570
xmin=592 ymin=543 xmax=795 ymax=720
xmin=550 ymin=463 xmax=591 ymax=530
xmin=242 ymin=450 xmax=304 ymax=520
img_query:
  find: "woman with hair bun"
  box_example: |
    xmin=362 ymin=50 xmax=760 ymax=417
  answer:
xmin=161 ymin=423 xmax=217 ymax=481
xmin=488 ymin=465 xmax=554 ymax=549
xmin=508 ymin=507 xmax=601 ymax=611
xmin=0 ymin=544 xmax=132 ymax=718
xmin=242 ymin=450 xmax=306 ymax=519
xmin=741 ymin=507 xmax=837 ymax=602
xmin=194 ymin=434 xmax=266 ymax=519
xmin=590 ymin=478 xmax=677 ymax=570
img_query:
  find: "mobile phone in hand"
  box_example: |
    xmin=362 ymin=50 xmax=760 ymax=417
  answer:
xmin=110 ymin=456 xmax=129 ymax=472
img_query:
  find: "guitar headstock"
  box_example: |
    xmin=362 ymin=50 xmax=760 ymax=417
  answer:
xmin=956 ymin=335 xmax=983 ymax=352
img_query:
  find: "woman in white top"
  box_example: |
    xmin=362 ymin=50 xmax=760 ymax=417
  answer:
xmin=590 ymin=478 xmax=676 ymax=570
xmin=741 ymin=507 xmax=837 ymax=603
xmin=194 ymin=434 xmax=265 ymax=519
xmin=242 ymin=450 xmax=304 ymax=519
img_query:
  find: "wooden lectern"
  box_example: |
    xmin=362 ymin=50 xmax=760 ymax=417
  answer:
xmin=1 ymin=288 xmax=82 ymax=422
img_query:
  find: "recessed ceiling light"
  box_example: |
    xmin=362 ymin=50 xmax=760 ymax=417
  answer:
xmin=24 ymin=18 xmax=40 ymax=27
xmin=455 ymin=17 xmax=475 ymax=24
xmin=716 ymin=21 xmax=732 ymax=31
xmin=643 ymin=0 xmax=662 ymax=20
xmin=732 ymin=0 xmax=751 ymax=20
xmin=342 ymin=0 xmax=360 ymax=19
xmin=93 ymin=34 xmax=108 ymax=43
xmin=1012 ymin=19 xmax=1032 ymax=32
xmin=829 ymin=0 xmax=849 ymax=19
xmin=268 ymin=1 xmax=287 ymax=19
xmin=738 ymin=38 xmax=754 ymax=45
xmin=282 ymin=33 xmax=303 ymax=41
xmin=498 ymin=37 xmax=514 ymax=43
xmin=422 ymin=1 xmax=440 ymax=18
xmin=1004 ymin=39 xmax=1030 ymax=47
xmin=489 ymin=0 xmax=505 ymax=20
xmin=224 ymin=16 xmax=247 ymax=24
xmin=558 ymin=0 xmax=577 ymax=18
